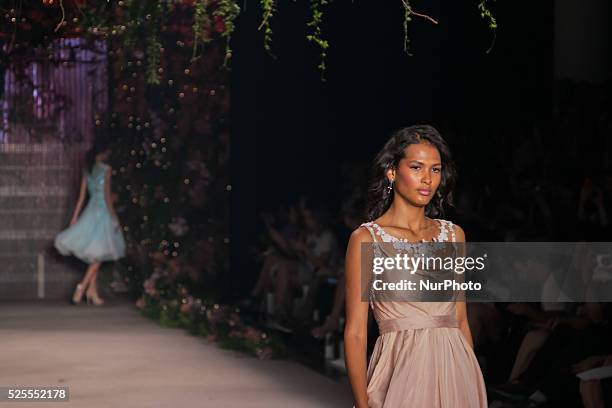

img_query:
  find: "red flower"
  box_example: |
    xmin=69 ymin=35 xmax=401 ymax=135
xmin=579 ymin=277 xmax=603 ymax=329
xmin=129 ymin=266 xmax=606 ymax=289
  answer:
xmin=213 ymin=16 xmax=225 ymax=34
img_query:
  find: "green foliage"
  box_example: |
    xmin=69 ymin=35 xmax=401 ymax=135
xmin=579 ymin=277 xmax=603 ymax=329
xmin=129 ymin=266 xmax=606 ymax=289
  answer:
xmin=259 ymin=0 xmax=276 ymax=57
xmin=402 ymin=0 xmax=413 ymax=55
xmin=478 ymin=0 xmax=498 ymax=53
xmin=72 ymin=0 xmax=240 ymax=83
xmin=192 ymin=0 xmax=211 ymax=60
xmin=213 ymin=0 xmax=242 ymax=65
xmin=306 ymin=0 xmax=330 ymax=80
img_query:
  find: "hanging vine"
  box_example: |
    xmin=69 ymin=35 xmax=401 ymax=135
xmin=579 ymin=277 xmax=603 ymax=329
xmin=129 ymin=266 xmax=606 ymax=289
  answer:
xmin=1 ymin=0 xmax=498 ymax=82
xmin=145 ymin=1 xmax=165 ymax=85
xmin=212 ymin=0 xmax=241 ymax=66
xmin=400 ymin=0 xmax=438 ymax=55
xmin=306 ymin=0 xmax=330 ymax=80
xmin=192 ymin=0 xmax=211 ymax=60
xmin=478 ymin=0 xmax=498 ymax=53
xmin=258 ymin=0 xmax=276 ymax=57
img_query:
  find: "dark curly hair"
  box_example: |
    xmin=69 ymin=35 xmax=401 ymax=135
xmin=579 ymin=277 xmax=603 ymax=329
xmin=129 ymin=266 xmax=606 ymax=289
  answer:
xmin=366 ymin=125 xmax=456 ymax=221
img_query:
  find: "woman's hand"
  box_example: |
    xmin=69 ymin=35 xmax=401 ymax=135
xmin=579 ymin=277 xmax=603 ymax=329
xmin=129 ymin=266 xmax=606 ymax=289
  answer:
xmin=571 ymin=355 xmax=606 ymax=373
xmin=70 ymin=217 xmax=78 ymax=226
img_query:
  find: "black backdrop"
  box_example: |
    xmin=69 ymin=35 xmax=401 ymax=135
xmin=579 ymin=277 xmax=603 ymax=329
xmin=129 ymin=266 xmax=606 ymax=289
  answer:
xmin=229 ymin=0 xmax=554 ymax=297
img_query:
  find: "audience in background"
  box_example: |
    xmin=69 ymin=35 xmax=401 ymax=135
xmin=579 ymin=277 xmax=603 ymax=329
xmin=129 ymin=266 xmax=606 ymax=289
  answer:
xmin=241 ymin=81 xmax=612 ymax=406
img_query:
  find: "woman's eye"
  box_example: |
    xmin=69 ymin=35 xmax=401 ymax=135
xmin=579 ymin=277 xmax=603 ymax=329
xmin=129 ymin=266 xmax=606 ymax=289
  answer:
xmin=432 ymin=168 xmax=442 ymax=173
xmin=410 ymin=166 xmax=421 ymax=170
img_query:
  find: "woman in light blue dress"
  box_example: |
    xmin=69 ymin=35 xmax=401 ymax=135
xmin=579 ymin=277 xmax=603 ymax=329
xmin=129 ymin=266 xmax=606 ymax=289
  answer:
xmin=54 ymin=140 xmax=126 ymax=306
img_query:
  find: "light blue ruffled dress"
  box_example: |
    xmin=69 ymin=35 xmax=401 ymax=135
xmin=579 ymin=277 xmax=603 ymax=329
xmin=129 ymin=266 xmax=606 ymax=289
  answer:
xmin=54 ymin=162 xmax=126 ymax=264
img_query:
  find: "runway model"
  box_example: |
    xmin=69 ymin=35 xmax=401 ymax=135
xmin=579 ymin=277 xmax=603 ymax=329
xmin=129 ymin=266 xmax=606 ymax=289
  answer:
xmin=343 ymin=125 xmax=487 ymax=407
xmin=54 ymin=139 xmax=125 ymax=306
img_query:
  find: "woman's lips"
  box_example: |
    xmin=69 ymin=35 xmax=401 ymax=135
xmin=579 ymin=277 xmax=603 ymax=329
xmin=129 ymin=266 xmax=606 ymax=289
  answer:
xmin=417 ymin=189 xmax=431 ymax=196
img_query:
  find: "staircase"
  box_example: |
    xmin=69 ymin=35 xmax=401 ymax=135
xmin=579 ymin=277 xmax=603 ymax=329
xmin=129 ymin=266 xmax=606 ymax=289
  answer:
xmin=0 ymin=143 xmax=87 ymax=300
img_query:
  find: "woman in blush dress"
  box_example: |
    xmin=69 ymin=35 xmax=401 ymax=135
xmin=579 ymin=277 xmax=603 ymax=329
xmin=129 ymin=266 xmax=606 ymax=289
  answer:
xmin=343 ymin=125 xmax=487 ymax=407
xmin=54 ymin=138 xmax=126 ymax=306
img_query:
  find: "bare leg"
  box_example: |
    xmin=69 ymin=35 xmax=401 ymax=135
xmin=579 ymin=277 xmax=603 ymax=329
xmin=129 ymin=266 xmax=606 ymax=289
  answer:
xmin=580 ymin=379 xmax=605 ymax=408
xmin=274 ymin=260 xmax=297 ymax=318
xmin=84 ymin=262 xmax=104 ymax=305
xmin=252 ymin=254 xmax=282 ymax=297
xmin=72 ymin=262 xmax=101 ymax=304
xmin=468 ymin=303 xmax=504 ymax=350
xmin=80 ymin=262 xmax=101 ymax=291
xmin=86 ymin=265 xmax=101 ymax=296
xmin=508 ymin=329 xmax=550 ymax=382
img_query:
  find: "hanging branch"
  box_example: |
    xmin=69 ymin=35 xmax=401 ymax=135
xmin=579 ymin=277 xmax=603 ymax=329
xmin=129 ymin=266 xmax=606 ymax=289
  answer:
xmin=144 ymin=1 xmax=166 ymax=84
xmin=478 ymin=0 xmax=497 ymax=53
xmin=213 ymin=0 xmax=241 ymax=67
xmin=192 ymin=0 xmax=210 ymax=60
xmin=54 ymin=0 xmax=66 ymax=32
xmin=401 ymin=0 xmax=438 ymax=55
xmin=258 ymin=0 xmax=275 ymax=57
xmin=306 ymin=0 xmax=330 ymax=80
xmin=402 ymin=2 xmax=412 ymax=55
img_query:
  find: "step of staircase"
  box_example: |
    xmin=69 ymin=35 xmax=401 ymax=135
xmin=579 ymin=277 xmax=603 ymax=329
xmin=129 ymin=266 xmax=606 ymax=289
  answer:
xmin=0 ymin=253 xmax=83 ymax=300
xmin=0 ymin=165 xmax=72 ymax=185
xmin=0 ymin=143 xmax=88 ymax=300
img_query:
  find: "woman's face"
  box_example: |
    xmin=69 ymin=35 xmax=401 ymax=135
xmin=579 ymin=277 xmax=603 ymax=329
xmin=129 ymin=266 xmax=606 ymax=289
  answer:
xmin=387 ymin=142 xmax=442 ymax=208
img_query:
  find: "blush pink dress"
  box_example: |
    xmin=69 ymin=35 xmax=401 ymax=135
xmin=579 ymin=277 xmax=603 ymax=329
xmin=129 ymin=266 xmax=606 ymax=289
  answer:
xmin=359 ymin=219 xmax=488 ymax=408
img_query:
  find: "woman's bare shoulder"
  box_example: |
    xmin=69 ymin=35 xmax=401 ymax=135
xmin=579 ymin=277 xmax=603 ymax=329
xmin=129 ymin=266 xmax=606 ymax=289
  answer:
xmin=349 ymin=225 xmax=374 ymax=244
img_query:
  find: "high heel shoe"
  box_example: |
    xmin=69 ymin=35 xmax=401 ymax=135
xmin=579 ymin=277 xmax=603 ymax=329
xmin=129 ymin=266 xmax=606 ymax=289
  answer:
xmin=71 ymin=283 xmax=86 ymax=305
xmin=85 ymin=291 xmax=105 ymax=306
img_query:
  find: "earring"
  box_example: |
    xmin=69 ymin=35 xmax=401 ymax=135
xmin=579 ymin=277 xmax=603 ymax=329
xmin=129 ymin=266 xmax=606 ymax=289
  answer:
xmin=386 ymin=179 xmax=394 ymax=192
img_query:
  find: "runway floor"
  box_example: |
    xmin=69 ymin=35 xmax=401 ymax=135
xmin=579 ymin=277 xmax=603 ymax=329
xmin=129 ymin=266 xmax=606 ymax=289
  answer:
xmin=0 ymin=298 xmax=354 ymax=408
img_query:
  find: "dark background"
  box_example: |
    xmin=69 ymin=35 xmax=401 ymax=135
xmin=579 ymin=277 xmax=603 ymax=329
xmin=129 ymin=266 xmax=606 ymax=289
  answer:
xmin=229 ymin=0 xmax=609 ymax=295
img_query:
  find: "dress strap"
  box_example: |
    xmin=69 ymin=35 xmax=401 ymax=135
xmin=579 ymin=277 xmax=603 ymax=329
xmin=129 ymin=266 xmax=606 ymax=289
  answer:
xmin=436 ymin=219 xmax=456 ymax=242
xmin=447 ymin=220 xmax=456 ymax=242
xmin=359 ymin=222 xmax=378 ymax=242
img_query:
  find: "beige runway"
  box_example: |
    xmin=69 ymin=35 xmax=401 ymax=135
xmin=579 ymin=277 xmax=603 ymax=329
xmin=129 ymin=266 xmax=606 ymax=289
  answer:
xmin=0 ymin=299 xmax=353 ymax=408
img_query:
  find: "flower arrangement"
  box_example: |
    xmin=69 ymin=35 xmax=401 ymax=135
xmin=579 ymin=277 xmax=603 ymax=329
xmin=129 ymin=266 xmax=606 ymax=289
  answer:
xmin=135 ymin=249 xmax=287 ymax=359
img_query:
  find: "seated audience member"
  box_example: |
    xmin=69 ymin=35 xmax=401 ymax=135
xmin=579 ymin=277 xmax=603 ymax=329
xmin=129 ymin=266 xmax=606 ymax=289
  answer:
xmin=493 ymin=302 xmax=611 ymax=406
xmin=272 ymin=198 xmax=338 ymax=330
xmin=241 ymin=205 xmax=300 ymax=308
xmin=577 ymin=354 xmax=612 ymax=408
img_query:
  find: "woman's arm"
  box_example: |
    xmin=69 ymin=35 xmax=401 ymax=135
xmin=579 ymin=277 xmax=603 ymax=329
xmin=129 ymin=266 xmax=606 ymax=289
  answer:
xmin=70 ymin=175 xmax=87 ymax=225
xmin=103 ymin=167 xmax=120 ymax=225
xmin=453 ymin=224 xmax=475 ymax=350
xmin=344 ymin=228 xmax=372 ymax=408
